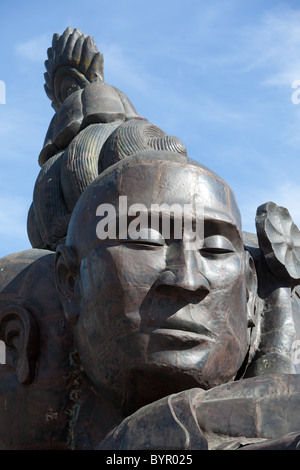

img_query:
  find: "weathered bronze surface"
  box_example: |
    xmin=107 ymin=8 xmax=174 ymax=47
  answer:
xmin=1 ymin=27 xmax=300 ymax=450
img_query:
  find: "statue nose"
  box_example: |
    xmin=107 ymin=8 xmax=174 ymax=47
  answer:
xmin=154 ymin=241 xmax=210 ymax=298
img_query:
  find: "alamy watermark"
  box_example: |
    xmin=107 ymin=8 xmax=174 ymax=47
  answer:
xmin=292 ymin=340 xmax=300 ymax=365
xmin=95 ymin=196 xmax=204 ymax=250
xmin=0 ymin=80 xmax=6 ymax=104
xmin=291 ymin=80 xmax=300 ymax=104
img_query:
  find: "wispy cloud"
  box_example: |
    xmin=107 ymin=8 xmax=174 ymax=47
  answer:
xmin=271 ymin=182 xmax=300 ymax=225
xmin=240 ymin=7 xmax=300 ymax=87
xmin=103 ymin=42 xmax=153 ymax=96
xmin=15 ymin=34 xmax=50 ymax=62
xmin=0 ymin=195 xmax=29 ymax=243
xmin=239 ymin=180 xmax=300 ymax=235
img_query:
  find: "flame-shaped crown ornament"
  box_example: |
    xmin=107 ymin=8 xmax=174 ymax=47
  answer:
xmin=44 ymin=27 xmax=104 ymax=110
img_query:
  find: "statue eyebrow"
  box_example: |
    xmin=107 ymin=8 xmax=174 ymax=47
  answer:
xmin=113 ymin=211 xmax=243 ymax=239
xmin=203 ymin=217 xmax=243 ymax=248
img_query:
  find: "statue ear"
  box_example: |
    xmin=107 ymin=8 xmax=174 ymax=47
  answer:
xmin=54 ymin=244 xmax=80 ymax=323
xmin=0 ymin=305 xmax=38 ymax=384
xmin=245 ymin=250 xmax=258 ymax=328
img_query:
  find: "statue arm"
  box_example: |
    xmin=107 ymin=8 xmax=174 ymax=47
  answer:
xmin=98 ymin=374 xmax=300 ymax=450
xmin=97 ymin=388 xmax=208 ymax=450
xmin=195 ymin=373 xmax=300 ymax=448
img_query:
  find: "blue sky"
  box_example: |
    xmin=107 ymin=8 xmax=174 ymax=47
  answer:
xmin=1 ymin=0 xmax=300 ymax=257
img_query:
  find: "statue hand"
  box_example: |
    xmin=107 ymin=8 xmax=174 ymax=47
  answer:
xmin=98 ymin=388 xmax=207 ymax=450
xmin=195 ymin=373 xmax=300 ymax=448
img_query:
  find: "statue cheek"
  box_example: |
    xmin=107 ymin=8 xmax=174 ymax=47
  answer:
xmin=108 ymin=245 xmax=166 ymax=288
xmin=202 ymin=255 xmax=244 ymax=290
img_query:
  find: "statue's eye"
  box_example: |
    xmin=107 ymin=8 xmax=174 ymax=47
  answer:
xmin=200 ymin=235 xmax=235 ymax=255
xmin=121 ymin=228 xmax=165 ymax=248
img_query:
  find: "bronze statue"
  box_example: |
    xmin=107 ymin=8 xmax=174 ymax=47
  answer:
xmin=0 ymin=27 xmax=300 ymax=450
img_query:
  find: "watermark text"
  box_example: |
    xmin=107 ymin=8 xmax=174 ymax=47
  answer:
xmin=292 ymin=340 xmax=300 ymax=365
xmin=96 ymin=196 xmax=204 ymax=250
xmin=0 ymin=80 xmax=5 ymax=104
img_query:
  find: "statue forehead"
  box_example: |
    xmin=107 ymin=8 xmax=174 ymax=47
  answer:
xmin=117 ymin=159 xmax=239 ymax=218
xmin=67 ymin=153 xmax=242 ymax=250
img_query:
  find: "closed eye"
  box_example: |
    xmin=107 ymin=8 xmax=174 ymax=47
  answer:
xmin=122 ymin=239 xmax=164 ymax=248
xmin=120 ymin=228 xmax=165 ymax=249
xmin=200 ymin=235 xmax=235 ymax=255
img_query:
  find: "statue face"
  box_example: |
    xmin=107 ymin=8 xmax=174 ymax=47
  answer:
xmin=61 ymin=155 xmax=249 ymax=412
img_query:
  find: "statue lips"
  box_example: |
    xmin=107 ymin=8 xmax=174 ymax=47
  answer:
xmin=146 ymin=317 xmax=217 ymax=346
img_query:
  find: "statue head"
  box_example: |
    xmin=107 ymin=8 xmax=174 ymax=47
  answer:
xmin=0 ymin=249 xmax=74 ymax=449
xmin=55 ymin=151 xmax=257 ymax=414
